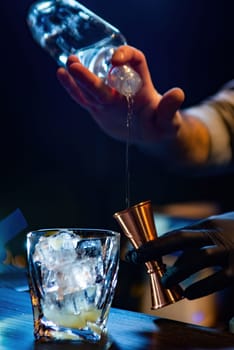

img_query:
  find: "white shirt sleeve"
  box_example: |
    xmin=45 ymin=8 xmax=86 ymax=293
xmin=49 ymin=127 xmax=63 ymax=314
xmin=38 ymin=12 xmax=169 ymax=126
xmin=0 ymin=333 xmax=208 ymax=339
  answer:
xmin=183 ymin=80 xmax=234 ymax=165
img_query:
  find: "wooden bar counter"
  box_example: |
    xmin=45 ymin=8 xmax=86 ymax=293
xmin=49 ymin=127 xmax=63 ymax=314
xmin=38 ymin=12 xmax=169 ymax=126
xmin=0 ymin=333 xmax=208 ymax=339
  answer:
xmin=0 ymin=286 xmax=233 ymax=350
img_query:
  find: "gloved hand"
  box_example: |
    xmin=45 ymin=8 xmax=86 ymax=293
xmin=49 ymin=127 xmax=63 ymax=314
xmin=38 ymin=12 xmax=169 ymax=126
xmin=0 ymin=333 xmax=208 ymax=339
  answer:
xmin=125 ymin=212 xmax=234 ymax=299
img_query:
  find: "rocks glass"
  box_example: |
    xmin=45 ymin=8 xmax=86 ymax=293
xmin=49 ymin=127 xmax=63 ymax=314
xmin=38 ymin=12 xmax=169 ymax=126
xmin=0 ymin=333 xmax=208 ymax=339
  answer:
xmin=27 ymin=228 xmax=120 ymax=346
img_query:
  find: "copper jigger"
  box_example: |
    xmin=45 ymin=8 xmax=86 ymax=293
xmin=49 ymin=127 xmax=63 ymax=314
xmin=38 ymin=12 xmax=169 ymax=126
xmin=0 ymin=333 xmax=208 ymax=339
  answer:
xmin=113 ymin=200 xmax=184 ymax=309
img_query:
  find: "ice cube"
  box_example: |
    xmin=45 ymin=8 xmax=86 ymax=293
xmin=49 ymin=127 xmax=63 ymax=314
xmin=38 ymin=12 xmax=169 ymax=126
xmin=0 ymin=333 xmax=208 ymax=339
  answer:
xmin=76 ymin=238 xmax=102 ymax=259
xmin=33 ymin=230 xmax=80 ymax=269
xmin=76 ymin=239 xmax=104 ymax=279
xmin=49 ymin=230 xmax=79 ymax=251
xmin=42 ymin=268 xmax=58 ymax=293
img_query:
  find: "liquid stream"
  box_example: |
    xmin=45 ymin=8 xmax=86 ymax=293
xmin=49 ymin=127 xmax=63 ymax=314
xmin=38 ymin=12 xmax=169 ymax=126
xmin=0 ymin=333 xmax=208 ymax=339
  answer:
xmin=125 ymin=95 xmax=134 ymax=208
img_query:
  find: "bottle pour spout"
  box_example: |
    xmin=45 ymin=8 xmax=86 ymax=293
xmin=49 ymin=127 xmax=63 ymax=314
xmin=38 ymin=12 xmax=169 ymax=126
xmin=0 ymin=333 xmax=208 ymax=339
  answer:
xmin=107 ymin=65 xmax=142 ymax=96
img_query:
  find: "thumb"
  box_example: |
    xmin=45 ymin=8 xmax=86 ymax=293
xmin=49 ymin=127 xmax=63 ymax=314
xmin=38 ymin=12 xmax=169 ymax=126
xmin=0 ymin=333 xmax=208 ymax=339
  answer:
xmin=157 ymin=88 xmax=185 ymax=123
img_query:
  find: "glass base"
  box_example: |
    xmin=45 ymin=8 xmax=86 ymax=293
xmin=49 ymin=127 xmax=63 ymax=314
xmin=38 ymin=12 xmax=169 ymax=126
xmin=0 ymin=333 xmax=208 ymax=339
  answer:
xmin=34 ymin=323 xmax=113 ymax=349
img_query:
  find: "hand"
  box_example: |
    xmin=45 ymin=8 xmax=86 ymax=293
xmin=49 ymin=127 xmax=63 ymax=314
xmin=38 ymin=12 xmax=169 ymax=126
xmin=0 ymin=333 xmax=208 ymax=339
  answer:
xmin=56 ymin=45 xmax=185 ymax=146
xmin=125 ymin=212 xmax=234 ymax=299
xmin=3 ymin=249 xmax=26 ymax=268
xmin=1 ymin=238 xmax=26 ymax=268
xmin=0 ymin=209 xmax=27 ymax=268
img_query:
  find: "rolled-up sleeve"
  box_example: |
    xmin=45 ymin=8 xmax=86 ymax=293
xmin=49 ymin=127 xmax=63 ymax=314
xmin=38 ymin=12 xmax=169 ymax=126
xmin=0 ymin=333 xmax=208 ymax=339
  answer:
xmin=184 ymin=80 xmax=234 ymax=165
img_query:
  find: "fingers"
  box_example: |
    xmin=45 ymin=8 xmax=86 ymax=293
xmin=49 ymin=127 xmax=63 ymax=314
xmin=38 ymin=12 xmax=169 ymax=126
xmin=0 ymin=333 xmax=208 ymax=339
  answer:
xmin=184 ymin=269 xmax=233 ymax=300
xmin=126 ymin=229 xmax=213 ymax=263
xmin=67 ymin=60 xmax=118 ymax=104
xmin=162 ymin=246 xmax=228 ymax=289
xmin=56 ymin=67 xmax=89 ymax=108
xmin=66 ymin=55 xmax=80 ymax=65
xmin=57 ymin=55 xmax=121 ymax=106
xmin=111 ymin=46 xmax=154 ymax=86
xmin=58 ymin=47 xmax=154 ymax=107
xmin=112 ymin=46 xmax=145 ymax=68
xmin=3 ymin=249 xmax=26 ymax=268
xmin=156 ymin=88 xmax=185 ymax=125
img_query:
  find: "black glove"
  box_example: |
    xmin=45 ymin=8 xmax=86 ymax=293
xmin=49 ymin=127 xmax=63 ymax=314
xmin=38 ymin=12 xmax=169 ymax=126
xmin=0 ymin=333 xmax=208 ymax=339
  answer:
xmin=125 ymin=212 xmax=234 ymax=299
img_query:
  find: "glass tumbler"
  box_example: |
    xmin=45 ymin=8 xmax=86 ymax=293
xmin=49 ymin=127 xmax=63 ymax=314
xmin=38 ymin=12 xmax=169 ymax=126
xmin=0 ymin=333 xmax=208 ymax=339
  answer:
xmin=27 ymin=228 xmax=120 ymax=346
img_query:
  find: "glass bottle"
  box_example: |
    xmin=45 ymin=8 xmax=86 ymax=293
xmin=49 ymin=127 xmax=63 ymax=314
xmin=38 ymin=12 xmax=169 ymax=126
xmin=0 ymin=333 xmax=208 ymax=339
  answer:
xmin=27 ymin=0 xmax=142 ymax=96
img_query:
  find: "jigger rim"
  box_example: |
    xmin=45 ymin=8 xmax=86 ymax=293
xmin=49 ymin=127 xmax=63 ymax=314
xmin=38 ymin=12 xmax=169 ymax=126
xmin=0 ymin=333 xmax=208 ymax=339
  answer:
xmin=114 ymin=199 xmax=152 ymax=216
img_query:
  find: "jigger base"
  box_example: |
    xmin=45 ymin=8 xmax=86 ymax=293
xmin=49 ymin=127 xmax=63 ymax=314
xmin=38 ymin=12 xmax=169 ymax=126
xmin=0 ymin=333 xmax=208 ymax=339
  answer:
xmin=148 ymin=269 xmax=184 ymax=310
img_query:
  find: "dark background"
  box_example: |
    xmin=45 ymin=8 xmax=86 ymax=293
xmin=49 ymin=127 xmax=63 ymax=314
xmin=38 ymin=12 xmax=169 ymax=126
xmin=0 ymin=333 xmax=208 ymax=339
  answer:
xmin=1 ymin=0 xmax=234 ymax=314
xmin=1 ymin=0 xmax=234 ymax=230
